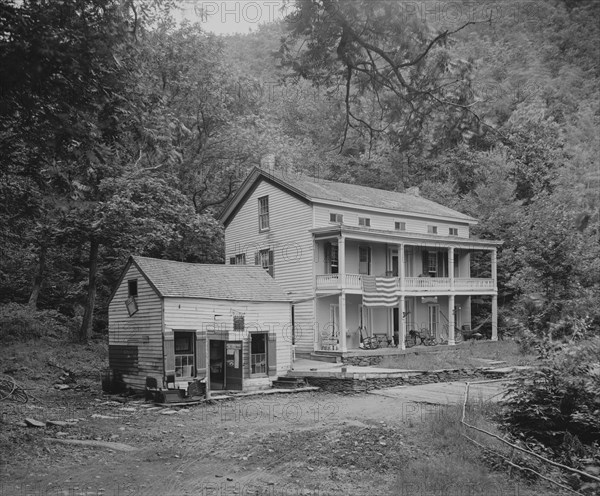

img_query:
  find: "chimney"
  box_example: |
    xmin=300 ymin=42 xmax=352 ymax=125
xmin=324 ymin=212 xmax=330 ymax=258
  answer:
xmin=260 ymin=154 xmax=276 ymax=173
xmin=406 ymin=186 xmax=420 ymax=197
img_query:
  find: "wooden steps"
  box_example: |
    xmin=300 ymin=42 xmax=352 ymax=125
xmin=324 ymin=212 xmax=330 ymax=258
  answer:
xmin=271 ymin=377 xmax=308 ymax=389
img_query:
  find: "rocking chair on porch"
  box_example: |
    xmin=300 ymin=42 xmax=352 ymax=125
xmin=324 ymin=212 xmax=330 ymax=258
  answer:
xmin=359 ymin=326 xmax=379 ymax=350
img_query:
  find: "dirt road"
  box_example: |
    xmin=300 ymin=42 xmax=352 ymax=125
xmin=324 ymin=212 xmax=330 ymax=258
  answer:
xmin=1 ymin=387 xmax=532 ymax=496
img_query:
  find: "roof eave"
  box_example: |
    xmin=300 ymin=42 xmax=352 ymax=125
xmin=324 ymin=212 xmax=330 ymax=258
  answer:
xmin=219 ymin=167 xmax=312 ymax=227
xmin=310 ymin=198 xmax=479 ymax=225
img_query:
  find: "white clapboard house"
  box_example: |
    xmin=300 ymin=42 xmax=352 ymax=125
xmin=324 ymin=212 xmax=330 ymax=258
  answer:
xmin=108 ymin=256 xmax=292 ymax=392
xmin=219 ymin=167 xmax=502 ymax=355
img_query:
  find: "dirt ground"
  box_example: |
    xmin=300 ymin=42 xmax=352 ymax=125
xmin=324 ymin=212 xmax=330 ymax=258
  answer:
xmin=0 ymin=380 xmax=543 ymax=496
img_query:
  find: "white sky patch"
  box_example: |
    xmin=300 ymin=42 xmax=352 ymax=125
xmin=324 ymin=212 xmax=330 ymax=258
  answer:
xmin=176 ymin=1 xmax=288 ymax=34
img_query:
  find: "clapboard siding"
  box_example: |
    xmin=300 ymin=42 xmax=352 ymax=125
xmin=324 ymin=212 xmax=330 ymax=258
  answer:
xmin=164 ymin=297 xmax=292 ymax=376
xmin=108 ymin=264 xmax=163 ymax=390
xmin=224 ymin=179 xmax=316 ymax=352
xmin=313 ymin=204 xmax=471 ymax=238
xmin=293 ymin=300 xmax=316 ymax=352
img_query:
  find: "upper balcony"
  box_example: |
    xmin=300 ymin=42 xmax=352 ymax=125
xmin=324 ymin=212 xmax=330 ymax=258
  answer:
xmin=315 ymin=274 xmax=495 ymax=293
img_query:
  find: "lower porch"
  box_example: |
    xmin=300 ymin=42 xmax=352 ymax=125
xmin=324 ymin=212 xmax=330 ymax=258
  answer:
xmin=315 ymin=293 xmax=497 ymax=352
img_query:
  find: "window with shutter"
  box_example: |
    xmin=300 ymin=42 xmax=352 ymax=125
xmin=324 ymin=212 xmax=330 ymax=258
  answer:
xmin=250 ymin=333 xmax=267 ymax=374
xmin=258 ymin=249 xmax=274 ymax=277
xmin=325 ymin=243 xmax=338 ymax=274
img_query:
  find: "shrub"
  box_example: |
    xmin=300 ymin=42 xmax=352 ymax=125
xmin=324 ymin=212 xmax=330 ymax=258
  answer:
xmin=502 ymin=337 xmax=600 ymax=448
xmin=0 ymin=303 xmax=73 ymax=342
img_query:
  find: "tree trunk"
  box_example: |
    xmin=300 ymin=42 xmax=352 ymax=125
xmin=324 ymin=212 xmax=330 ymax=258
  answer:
xmin=28 ymin=244 xmax=47 ymax=310
xmin=79 ymin=237 xmax=100 ymax=343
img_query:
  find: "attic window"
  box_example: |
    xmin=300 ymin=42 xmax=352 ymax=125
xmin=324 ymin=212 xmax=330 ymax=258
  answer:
xmin=329 ymin=213 xmax=343 ymax=223
xmin=125 ymin=279 xmax=138 ymax=317
xmin=358 ymin=217 xmax=371 ymax=227
xmin=258 ymin=196 xmax=270 ymax=231
xmin=395 ymin=221 xmax=406 ymax=231
xmin=128 ymin=280 xmax=138 ymax=297
xmin=449 ymin=228 xmax=459 ymax=236
xmin=427 ymin=225 xmax=438 ymax=234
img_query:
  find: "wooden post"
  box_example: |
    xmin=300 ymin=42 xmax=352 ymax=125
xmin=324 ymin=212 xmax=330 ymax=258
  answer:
xmin=448 ymin=294 xmax=455 ymax=346
xmin=399 ymin=295 xmax=406 ymax=350
xmin=491 ymin=248 xmax=498 ymax=341
xmin=338 ymin=236 xmax=345 ymax=290
xmin=338 ymin=235 xmax=347 ymax=352
xmin=339 ymin=292 xmax=347 ymax=352
xmin=449 ymin=247 xmax=455 ymax=291
xmin=398 ymin=243 xmax=404 ymax=290
xmin=205 ymin=337 xmax=211 ymax=400
xmin=491 ymin=295 xmax=498 ymax=341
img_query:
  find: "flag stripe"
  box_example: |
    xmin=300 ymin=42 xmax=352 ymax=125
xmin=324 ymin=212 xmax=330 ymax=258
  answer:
xmin=362 ymin=276 xmax=399 ymax=307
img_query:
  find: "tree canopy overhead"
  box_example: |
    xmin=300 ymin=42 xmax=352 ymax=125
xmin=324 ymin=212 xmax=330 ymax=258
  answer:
xmin=0 ymin=0 xmax=598 ymax=344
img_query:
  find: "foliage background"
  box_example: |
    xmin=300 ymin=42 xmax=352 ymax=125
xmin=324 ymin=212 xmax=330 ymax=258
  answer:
xmin=1 ymin=0 xmax=598 ymax=342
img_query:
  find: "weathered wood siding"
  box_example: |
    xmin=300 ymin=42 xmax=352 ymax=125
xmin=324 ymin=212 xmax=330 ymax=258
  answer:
xmin=313 ymin=204 xmax=471 ymax=238
xmin=108 ymin=264 xmax=163 ymax=390
xmin=163 ymin=297 xmax=292 ymax=381
xmin=224 ymin=178 xmax=315 ymax=352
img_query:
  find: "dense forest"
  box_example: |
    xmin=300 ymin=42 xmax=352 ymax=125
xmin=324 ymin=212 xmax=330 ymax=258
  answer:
xmin=1 ymin=0 xmax=599 ymax=489
xmin=1 ymin=0 xmax=598 ymax=341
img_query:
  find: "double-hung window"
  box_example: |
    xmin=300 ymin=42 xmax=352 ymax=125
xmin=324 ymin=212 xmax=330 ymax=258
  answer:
xmin=250 ymin=333 xmax=267 ymax=374
xmin=258 ymin=196 xmax=269 ymax=231
xmin=174 ymin=332 xmax=195 ymax=378
xmin=229 ymin=253 xmax=246 ymax=265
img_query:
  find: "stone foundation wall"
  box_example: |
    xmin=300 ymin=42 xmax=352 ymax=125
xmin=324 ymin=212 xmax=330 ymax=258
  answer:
xmin=342 ymin=355 xmax=385 ymax=366
xmin=306 ymin=369 xmax=506 ymax=393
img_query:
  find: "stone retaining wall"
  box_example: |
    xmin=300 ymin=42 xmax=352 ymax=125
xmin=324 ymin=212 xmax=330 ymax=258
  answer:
xmin=306 ymin=369 xmax=506 ymax=393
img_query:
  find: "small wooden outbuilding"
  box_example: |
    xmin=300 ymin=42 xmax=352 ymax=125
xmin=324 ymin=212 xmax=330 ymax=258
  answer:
xmin=107 ymin=256 xmax=292 ymax=393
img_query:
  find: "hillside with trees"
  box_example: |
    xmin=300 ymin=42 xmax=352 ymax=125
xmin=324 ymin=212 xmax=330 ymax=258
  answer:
xmin=1 ymin=0 xmax=598 ymax=490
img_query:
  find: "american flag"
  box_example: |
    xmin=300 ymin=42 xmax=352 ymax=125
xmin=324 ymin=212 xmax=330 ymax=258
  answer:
xmin=362 ymin=276 xmax=399 ymax=307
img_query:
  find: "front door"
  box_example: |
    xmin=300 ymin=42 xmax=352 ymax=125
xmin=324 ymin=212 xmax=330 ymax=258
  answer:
xmin=225 ymin=341 xmax=243 ymax=391
xmin=428 ymin=305 xmax=439 ymax=337
xmin=210 ymin=340 xmax=225 ymax=390
xmin=210 ymin=340 xmax=243 ymax=391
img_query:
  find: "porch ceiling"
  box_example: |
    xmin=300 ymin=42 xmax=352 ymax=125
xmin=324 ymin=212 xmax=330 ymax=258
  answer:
xmin=310 ymin=225 xmax=502 ymax=249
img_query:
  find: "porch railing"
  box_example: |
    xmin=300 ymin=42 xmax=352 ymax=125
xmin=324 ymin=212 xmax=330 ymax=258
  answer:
xmin=315 ymin=274 xmax=363 ymax=290
xmin=404 ymin=277 xmax=451 ymax=289
xmin=453 ymin=278 xmax=495 ymax=290
xmin=316 ymin=274 xmax=494 ymax=292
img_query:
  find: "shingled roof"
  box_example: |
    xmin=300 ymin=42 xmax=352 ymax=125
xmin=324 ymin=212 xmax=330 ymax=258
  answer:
xmin=220 ymin=167 xmax=477 ymax=224
xmin=131 ymin=256 xmax=290 ymax=302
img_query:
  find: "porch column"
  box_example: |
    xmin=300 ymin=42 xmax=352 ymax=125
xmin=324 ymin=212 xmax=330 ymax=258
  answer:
xmin=491 ymin=295 xmax=498 ymax=341
xmin=339 ymin=292 xmax=347 ymax=352
xmin=448 ymin=294 xmax=455 ymax=346
xmin=398 ymin=295 xmax=406 ymax=350
xmin=491 ymin=248 xmax=498 ymax=341
xmin=338 ymin=235 xmax=347 ymax=352
xmin=338 ymin=235 xmax=346 ymax=289
xmin=398 ymin=243 xmax=404 ymax=290
xmin=449 ymin=247 xmax=455 ymax=291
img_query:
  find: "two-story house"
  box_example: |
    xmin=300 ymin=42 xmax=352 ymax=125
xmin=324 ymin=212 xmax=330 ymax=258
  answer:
xmin=219 ymin=167 xmax=502 ymax=355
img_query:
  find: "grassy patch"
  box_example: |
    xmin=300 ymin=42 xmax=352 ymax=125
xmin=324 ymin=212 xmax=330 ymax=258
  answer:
xmin=377 ymin=340 xmax=537 ymax=370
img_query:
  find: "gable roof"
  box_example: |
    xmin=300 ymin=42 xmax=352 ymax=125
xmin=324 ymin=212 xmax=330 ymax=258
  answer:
xmin=219 ymin=167 xmax=477 ymax=225
xmin=128 ymin=256 xmax=290 ymax=302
